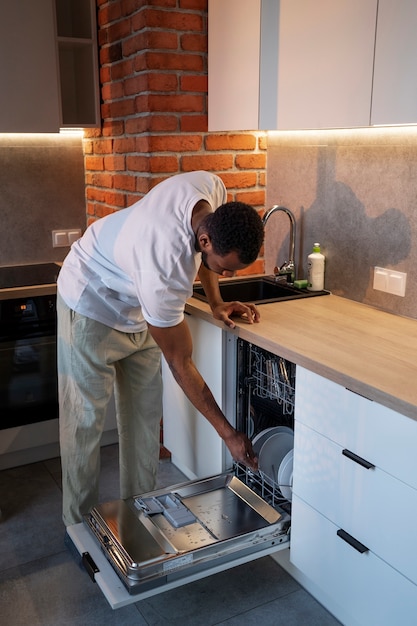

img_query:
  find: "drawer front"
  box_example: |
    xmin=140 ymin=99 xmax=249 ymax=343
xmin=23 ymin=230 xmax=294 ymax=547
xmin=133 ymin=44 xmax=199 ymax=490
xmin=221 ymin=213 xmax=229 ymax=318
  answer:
xmin=290 ymin=494 xmax=417 ymax=626
xmin=295 ymin=366 xmax=417 ymax=490
xmin=294 ymin=420 xmax=417 ymax=585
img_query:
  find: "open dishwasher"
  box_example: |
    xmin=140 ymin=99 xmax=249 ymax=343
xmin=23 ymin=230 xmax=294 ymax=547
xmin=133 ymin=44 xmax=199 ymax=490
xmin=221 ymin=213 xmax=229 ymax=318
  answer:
xmin=66 ymin=339 xmax=295 ymax=608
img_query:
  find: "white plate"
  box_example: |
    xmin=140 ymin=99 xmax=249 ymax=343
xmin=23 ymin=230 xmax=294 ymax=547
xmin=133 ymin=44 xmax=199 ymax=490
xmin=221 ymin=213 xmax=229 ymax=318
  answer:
xmin=247 ymin=414 xmax=255 ymax=439
xmin=278 ymin=448 xmax=294 ymax=501
xmin=258 ymin=431 xmax=294 ymax=484
xmin=252 ymin=426 xmax=293 ymax=457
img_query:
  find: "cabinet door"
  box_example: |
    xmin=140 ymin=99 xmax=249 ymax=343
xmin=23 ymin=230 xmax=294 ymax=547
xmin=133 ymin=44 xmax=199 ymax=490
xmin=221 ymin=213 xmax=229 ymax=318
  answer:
xmin=55 ymin=0 xmax=101 ymax=128
xmin=271 ymin=0 xmax=377 ymax=129
xmin=371 ymin=0 xmax=417 ymax=125
xmin=208 ymin=0 xmax=262 ymax=131
xmin=162 ymin=314 xmax=227 ymax=479
xmin=209 ymin=0 xmax=377 ymax=131
xmin=295 ymin=366 xmax=417 ymax=491
xmin=0 ymin=0 xmax=60 ymax=132
xmin=290 ymin=494 xmax=417 ymax=626
xmin=294 ymin=420 xmax=417 ymax=587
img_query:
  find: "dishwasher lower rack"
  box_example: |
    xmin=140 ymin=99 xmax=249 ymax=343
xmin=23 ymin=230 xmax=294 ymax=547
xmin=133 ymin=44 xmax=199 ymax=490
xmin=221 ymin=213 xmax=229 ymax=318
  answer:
xmin=81 ymin=472 xmax=291 ymax=596
xmin=234 ymin=462 xmax=292 ymax=515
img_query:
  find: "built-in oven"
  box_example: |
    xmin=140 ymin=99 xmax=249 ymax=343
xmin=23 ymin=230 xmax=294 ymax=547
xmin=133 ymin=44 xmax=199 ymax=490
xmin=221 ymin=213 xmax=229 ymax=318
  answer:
xmin=0 ymin=263 xmax=117 ymax=470
xmin=0 ymin=263 xmax=60 ymax=469
xmin=0 ymin=293 xmax=58 ymax=429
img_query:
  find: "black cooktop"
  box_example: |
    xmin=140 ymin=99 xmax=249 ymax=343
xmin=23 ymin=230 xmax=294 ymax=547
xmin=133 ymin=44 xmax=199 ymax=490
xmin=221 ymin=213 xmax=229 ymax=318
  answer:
xmin=0 ymin=263 xmax=60 ymax=289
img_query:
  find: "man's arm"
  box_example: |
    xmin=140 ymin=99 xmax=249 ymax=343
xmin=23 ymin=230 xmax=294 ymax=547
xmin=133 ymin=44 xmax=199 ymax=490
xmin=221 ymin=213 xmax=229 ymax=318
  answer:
xmin=148 ymin=319 xmax=258 ymax=470
xmin=197 ymin=262 xmax=260 ymax=328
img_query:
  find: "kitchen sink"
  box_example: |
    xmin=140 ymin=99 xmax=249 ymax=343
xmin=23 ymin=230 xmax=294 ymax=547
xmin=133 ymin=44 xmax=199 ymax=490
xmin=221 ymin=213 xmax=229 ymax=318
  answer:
xmin=192 ymin=276 xmax=330 ymax=305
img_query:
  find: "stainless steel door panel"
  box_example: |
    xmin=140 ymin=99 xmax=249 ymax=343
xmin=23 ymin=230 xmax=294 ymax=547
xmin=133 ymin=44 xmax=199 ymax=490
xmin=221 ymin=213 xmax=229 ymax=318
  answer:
xmin=85 ymin=473 xmax=290 ymax=593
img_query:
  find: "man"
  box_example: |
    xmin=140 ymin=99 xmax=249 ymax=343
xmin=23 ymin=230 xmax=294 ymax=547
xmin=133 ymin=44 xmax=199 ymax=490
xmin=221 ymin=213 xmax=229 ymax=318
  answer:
xmin=57 ymin=170 xmax=264 ymax=526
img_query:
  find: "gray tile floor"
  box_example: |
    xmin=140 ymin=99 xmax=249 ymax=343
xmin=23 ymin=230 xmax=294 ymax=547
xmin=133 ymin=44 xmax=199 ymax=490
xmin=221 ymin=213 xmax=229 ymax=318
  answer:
xmin=0 ymin=444 xmax=341 ymax=625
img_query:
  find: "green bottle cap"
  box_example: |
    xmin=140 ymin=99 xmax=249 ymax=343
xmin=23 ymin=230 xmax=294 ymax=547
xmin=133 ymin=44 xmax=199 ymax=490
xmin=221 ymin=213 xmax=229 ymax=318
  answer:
xmin=313 ymin=243 xmax=321 ymax=252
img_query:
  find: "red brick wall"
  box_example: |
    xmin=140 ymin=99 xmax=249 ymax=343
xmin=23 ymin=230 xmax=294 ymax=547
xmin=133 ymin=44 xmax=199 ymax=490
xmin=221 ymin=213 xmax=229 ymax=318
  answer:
xmin=84 ymin=0 xmax=267 ymax=275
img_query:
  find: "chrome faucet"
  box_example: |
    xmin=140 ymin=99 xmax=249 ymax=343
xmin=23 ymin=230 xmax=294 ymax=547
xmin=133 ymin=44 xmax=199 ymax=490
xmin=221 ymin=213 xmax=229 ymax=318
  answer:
xmin=262 ymin=205 xmax=296 ymax=284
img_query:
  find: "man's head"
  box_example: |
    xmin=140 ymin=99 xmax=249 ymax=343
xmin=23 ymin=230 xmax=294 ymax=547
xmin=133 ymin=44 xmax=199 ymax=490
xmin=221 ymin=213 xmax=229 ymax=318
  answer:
xmin=199 ymin=202 xmax=264 ymax=275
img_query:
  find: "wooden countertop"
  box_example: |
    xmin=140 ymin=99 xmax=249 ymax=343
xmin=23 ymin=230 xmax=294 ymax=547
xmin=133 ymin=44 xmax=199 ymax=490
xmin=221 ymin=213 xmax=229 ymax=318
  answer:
xmin=186 ymin=293 xmax=417 ymax=421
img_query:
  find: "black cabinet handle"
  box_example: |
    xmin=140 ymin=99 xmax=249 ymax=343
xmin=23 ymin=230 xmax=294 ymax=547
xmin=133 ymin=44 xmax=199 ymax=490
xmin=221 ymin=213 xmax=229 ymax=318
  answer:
xmin=337 ymin=529 xmax=369 ymax=554
xmin=342 ymin=448 xmax=375 ymax=469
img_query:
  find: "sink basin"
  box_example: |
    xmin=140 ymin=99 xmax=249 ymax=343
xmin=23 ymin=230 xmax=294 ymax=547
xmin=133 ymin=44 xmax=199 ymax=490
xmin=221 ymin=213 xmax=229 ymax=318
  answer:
xmin=192 ymin=276 xmax=330 ymax=305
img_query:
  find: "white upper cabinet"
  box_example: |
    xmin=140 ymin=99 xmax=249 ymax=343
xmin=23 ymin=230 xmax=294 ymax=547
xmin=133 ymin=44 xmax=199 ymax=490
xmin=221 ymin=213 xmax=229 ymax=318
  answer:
xmin=371 ymin=0 xmax=417 ymax=125
xmin=267 ymin=0 xmax=377 ymax=130
xmin=209 ymin=0 xmax=417 ymax=130
xmin=209 ymin=0 xmax=377 ymax=131
xmin=0 ymin=0 xmax=61 ymax=132
xmin=208 ymin=0 xmax=262 ymax=131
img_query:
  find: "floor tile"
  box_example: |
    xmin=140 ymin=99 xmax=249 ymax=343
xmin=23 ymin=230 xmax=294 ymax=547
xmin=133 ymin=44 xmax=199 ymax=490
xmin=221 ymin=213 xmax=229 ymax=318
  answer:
xmin=136 ymin=557 xmax=300 ymax=626
xmin=0 ymin=463 xmax=63 ymax=570
xmin=220 ymin=587 xmax=342 ymax=625
xmin=0 ymin=551 xmax=146 ymax=626
xmin=156 ymin=458 xmax=189 ymax=489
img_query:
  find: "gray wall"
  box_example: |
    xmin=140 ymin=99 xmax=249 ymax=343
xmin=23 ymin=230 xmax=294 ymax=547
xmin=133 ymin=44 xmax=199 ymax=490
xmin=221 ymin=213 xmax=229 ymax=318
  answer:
xmin=0 ymin=134 xmax=86 ymax=267
xmin=265 ymin=127 xmax=417 ymax=320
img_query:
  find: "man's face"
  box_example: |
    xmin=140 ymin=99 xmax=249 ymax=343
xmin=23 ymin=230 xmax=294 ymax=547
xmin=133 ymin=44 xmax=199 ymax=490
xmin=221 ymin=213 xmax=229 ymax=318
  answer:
xmin=201 ymin=248 xmax=247 ymax=277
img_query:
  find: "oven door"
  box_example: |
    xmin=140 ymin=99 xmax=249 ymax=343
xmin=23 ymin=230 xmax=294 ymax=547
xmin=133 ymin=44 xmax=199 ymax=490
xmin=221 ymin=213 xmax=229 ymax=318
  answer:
xmin=0 ymin=334 xmax=57 ymax=429
xmin=0 ymin=297 xmax=57 ymax=430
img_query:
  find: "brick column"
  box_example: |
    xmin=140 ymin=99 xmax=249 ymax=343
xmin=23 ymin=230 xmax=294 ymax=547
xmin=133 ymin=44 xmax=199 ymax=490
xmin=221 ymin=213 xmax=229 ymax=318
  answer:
xmin=84 ymin=0 xmax=266 ymax=275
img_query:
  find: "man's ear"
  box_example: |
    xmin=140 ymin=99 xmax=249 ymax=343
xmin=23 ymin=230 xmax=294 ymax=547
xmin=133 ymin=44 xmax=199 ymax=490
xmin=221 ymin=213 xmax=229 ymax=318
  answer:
xmin=197 ymin=233 xmax=212 ymax=251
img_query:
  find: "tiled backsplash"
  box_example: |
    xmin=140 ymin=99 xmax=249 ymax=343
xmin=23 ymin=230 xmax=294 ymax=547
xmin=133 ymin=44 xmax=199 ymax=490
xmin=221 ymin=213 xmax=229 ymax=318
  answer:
xmin=0 ymin=134 xmax=86 ymax=267
xmin=265 ymin=127 xmax=417 ymax=320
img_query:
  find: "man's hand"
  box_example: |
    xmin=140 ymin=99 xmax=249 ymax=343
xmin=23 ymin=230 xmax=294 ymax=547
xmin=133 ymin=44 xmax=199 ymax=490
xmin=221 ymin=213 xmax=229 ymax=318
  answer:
xmin=196 ymin=263 xmax=261 ymax=328
xmin=211 ymin=301 xmax=260 ymax=329
xmin=223 ymin=429 xmax=258 ymax=471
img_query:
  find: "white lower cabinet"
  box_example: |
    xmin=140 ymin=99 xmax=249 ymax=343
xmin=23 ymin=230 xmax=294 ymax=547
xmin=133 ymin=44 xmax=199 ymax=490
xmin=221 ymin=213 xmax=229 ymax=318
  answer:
xmin=291 ymin=495 xmax=417 ymax=626
xmin=162 ymin=314 xmax=233 ymax=479
xmin=290 ymin=366 xmax=417 ymax=625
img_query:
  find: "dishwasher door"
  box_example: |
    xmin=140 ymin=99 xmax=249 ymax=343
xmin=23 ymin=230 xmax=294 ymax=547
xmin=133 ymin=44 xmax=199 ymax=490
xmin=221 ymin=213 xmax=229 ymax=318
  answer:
xmin=66 ymin=471 xmax=290 ymax=608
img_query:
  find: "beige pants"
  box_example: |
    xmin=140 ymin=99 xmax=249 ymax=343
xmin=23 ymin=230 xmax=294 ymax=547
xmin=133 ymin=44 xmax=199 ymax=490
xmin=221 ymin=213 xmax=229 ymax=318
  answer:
xmin=57 ymin=293 xmax=162 ymax=526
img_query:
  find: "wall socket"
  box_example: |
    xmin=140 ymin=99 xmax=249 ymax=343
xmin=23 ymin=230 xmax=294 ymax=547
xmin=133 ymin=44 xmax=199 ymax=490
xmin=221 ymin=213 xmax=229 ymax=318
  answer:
xmin=373 ymin=267 xmax=407 ymax=297
xmin=52 ymin=228 xmax=82 ymax=248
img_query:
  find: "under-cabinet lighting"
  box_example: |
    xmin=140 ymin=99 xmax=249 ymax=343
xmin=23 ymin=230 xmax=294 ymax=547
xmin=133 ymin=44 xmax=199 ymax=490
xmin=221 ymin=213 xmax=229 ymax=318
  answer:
xmin=0 ymin=132 xmax=84 ymax=140
xmin=268 ymin=125 xmax=417 ymax=142
xmin=268 ymin=126 xmax=417 ymax=147
xmin=59 ymin=128 xmax=84 ymax=136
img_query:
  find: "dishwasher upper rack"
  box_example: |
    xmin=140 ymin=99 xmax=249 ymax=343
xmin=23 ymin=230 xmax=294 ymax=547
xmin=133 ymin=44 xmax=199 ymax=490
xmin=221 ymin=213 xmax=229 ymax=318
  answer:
xmin=246 ymin=343 xmax=296 ymax=414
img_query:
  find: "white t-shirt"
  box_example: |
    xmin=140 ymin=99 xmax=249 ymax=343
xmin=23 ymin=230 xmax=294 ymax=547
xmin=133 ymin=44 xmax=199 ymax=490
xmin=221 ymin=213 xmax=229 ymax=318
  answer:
xmin=57 ymin=171 xmax=227 ymax=332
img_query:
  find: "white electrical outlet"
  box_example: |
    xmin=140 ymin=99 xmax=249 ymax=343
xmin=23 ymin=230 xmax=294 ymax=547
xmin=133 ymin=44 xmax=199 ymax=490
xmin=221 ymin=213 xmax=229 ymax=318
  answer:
xmin=52 ymin=231 xmax=68 ymax=247
xmin=67 ymin=229 xmax=82 ymax=245
xmin=52 ymin=228 xmax=82 ymax=248
xmin=373 ymin=267 xmax=407 ymax=297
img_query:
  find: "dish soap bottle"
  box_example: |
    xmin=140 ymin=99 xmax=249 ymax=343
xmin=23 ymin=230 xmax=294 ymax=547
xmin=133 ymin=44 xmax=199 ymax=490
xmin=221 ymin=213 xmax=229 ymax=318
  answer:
xmin=307 ymin=243 xmax=325 ymax=291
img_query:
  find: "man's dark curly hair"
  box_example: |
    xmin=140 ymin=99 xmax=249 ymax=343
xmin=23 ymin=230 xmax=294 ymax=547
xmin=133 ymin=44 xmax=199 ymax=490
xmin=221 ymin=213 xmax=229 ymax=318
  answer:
xmin=205 ymin=201 xmax=264 ymax=265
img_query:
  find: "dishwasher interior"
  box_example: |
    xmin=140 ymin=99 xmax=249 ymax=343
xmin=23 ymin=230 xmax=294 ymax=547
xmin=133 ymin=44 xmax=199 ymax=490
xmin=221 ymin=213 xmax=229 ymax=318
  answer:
xmin=234 ymin=338 xmax=295 ymax=517
xmin=73 ymin=339 xmax=296 ymax=599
